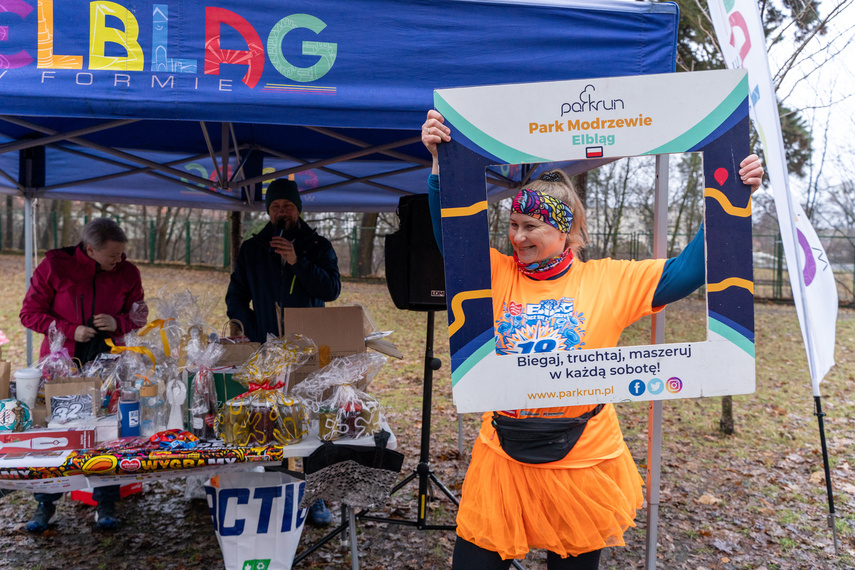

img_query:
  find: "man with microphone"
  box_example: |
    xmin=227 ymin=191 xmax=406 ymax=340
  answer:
xmin=227 ymin=178 xmax=341 ymax=344
xmin=226 ymin=177 xmax=341 ymax=525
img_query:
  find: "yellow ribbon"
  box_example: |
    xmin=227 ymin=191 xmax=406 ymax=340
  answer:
xmin=138 ymin=318 xmax=175 ymax=358
xmin=105 ymin=338 xmax=156 ymax=370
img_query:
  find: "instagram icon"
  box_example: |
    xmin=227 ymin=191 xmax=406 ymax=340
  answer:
xmin=665 ymin=377 xmax=683 ymax=394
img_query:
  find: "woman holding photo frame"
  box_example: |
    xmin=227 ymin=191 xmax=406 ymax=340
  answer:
xmin=422 ymin=109 xmax=763 ymax=569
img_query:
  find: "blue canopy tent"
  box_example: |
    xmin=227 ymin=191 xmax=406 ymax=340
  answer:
xmin=0 ymin=1 xmax=681 ymax=566
xmin=0 ymin=0 xmax=678 ymax=211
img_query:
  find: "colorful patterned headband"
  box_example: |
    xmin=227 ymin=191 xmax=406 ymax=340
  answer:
xmin=511 ymin=189 xmax=573 ymax=233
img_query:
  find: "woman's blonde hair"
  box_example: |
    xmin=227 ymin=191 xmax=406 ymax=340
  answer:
xmin=523 ymin=169 xmax=587 ymax=256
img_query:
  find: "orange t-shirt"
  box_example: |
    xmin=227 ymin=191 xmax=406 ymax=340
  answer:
xmin=479 ymin=249 xmax=667 ymax=468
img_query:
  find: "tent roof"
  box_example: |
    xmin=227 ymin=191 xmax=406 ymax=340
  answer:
xmin=0 ymin=0 xmax=678 ymax=211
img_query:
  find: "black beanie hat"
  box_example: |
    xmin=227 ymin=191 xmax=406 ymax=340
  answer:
xmin=265 ymin=178 xmax=302 ymax=213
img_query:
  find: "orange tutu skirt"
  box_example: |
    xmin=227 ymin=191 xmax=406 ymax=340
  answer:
xmin=456 ymin=439 xmax=644 ymax=560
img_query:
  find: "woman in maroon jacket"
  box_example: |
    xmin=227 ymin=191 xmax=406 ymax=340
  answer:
xmin=21 ymin=218 xmax=145 ymax=361
xmin=19 ymin=217 xmax=147 ymax=533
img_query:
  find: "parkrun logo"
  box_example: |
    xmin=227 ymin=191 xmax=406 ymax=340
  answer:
xmin=560 ymin=85 xmax=625 ymax=116
xmin=0 ymin=1 xmax=337 ymax=90
xmin=528 ymin=84 xmax=652 ymax=158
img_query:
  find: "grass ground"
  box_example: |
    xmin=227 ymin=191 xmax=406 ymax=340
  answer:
xmin=0 ymin=253 xmax=854 ymax=569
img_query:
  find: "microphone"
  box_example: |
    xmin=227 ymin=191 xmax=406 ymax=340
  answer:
xmin=270 ymin=219 xmax=286 ymax=254
xmin=272 ymin=219 xmax=292 ymax=265
xmin=274 ymin=218 xmax=286 ymax=238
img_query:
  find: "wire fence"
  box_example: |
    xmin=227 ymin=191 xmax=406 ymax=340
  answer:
xmin=3 ymin=205 xmax=855 ymax=304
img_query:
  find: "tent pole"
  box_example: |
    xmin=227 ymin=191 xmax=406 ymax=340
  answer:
xmin=0 ymin=118 xmax=138 ymax=155
xmin=645 ymin=154 xmax=669 ymax=569
xmin=221 ymin=122 xmax=230 ymax=188
xmin=239 ymin=137 xmax=421 ymax=188
xmin=256 ymin=144 xmax=423 ymax=194
xmin=305 ymin=125 xmax=432 ymax=167
xmin=814 ymin=395 xmax=840 ymax=555
xmin=2 ymin=115 xmax=214 ymax=188
xmin=24 ymin=195 xmax=34 ymax=366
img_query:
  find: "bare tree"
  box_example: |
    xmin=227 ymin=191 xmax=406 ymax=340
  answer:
xmin=356 ymin=212 xmax=379 ymax=277
xmin=4 ymin=196 xmax=13 ymax=249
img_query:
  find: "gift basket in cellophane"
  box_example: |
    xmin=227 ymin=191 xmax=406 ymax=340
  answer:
xmin=32 ymin=322 xmax=79 ymax=406
xmin=217 ymin=334 xmax=316 ymax=447
xmin=293 ymin=351 xmax=388 ymax=442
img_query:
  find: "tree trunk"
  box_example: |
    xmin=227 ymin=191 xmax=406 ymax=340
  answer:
xmin=141 ymin=205 xmax=148 ymax=261
xmin=356 ymin=212 xmax=379 ymax=277
xmin=4 ymin=196 xmax=12 ymax=249
xmin=60 ymin=200 xmax=72 ymax=247
xmin=720 ymin=395 xmax=734 ymax=435
xmin=230 ymin=210 xmax=242 ymax=272
xmin=229 ymin=210 xmax=242 ymax=337
xmin=39 ymin=200 xmax=55 ymax=250
xmin=571 ymin=171 xmax=589 ymax=261
xmin=155 ymin=207 xmax=173 ymax=261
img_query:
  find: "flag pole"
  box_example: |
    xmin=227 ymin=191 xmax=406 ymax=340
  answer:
xmin=706 ymin=0 xmax=840 ymax=555
xmin=813 ymin=395 xmax=839 ymax=555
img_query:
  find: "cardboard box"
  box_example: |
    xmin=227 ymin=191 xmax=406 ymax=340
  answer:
xmin=70 ymin=482 xmax=143 ymax=505
xmin=212 ymin=306 xmax=401 ymax=404
xmin=214 ymin=319 xmax=261 ymax=368
xmin=284 ymin=306 xmax=366 ymax=385
xmin=215 ymin=340 xmax=262 ymax=368
xmin=31 ymin=405 xmax=47 ymax=427
xmin=0 ymin=361 xmax=10 ymax=399
xmin=48 ymin=414 xmax=119 ymax=443
xmin=212 ymin=306 xmax=367 ymax=404
xmin=0 ymin=427 xmax=95 ymax=451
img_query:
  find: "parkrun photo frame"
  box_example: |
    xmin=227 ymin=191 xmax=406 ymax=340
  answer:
xmin=435 ymin=69 xmax=756 ymax=413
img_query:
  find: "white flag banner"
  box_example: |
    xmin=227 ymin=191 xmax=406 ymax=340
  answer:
xmin=708 ymin=0 xmax=838 ymax=395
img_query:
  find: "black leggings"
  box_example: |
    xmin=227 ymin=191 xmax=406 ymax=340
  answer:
xmin=451 ymin=537 xmax=601 ymax=570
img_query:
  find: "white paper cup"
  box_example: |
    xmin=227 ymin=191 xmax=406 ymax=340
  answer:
xmin=14 ymin=368 xmax=42 ymax=411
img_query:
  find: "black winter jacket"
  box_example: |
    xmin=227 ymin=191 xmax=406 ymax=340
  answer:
xmin=225 ymin=220 xmax=341 ymax=343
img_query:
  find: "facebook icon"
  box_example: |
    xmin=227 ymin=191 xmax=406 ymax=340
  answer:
xmin=628 ymin=380 xmax=646 ymax=396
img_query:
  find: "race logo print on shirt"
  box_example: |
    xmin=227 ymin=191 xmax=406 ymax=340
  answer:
xmin=495 ymin=297 xmax=586 ymax=355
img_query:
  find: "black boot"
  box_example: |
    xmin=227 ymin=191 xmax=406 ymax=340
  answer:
xmin=95 ymin=500 xmax=118 ymax=530
xmin=26 ymin=501 xmax=56 ymax=533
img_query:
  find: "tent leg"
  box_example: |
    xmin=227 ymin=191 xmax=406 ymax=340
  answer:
xmin=347 ymin=505 xmax=359 ymax=570
xmin=24 ymin=196 xmax=34 ymax=366
xmin=645 ymin=401 xmax=663 ymax=569
xmin=645 ymin=154 xmax=668 ymax=569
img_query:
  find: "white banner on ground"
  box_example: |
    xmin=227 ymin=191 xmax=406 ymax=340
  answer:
xmin=205 ymin=471 xmax=307 ymax=570
xmin=708 ymin=0 xmax=838 ymax=395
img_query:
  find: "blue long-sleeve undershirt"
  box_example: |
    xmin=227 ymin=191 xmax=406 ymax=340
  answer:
xmin=427 ymin=173 xmax=704 ymax=307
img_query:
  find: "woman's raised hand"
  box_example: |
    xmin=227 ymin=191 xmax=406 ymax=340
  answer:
xmin=422 ymin=110 xmax=451 ymax=174
xmin=740 ymin=154 xmax=763 ymax=193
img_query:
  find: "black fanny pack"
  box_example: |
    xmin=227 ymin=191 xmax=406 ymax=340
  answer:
xmin=492 ymin=404 xmax=604 ymax=465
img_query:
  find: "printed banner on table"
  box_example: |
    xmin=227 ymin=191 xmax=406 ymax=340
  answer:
xmin=0 ymin=440 xmax=286 ymax=481
xmin=707 ymin=0 xmax=838 ymax=395
xmin=436 ymin=70 xmax=756 ymax=413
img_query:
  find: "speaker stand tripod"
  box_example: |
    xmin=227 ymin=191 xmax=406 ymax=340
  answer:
xmin=360 ymin=310 xmax=459 ymax=530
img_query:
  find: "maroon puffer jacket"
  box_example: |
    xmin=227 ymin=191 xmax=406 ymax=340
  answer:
xmin=20 ymin=243 xmax=146 ymax=359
